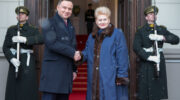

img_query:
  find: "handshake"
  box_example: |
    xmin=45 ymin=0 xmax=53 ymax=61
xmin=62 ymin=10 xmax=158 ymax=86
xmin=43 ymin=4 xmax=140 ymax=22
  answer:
xmin=74 ymin=51 xmax=82 ymax=61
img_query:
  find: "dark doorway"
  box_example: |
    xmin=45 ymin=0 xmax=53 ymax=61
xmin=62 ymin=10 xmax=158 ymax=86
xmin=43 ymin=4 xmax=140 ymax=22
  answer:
xmin=118 ymin=0 xmax=135 ymax=100
xmin=118 ymin=0 xmax=129 ymax=49
xmin=118 ymin=0 xmax=125 ymax=30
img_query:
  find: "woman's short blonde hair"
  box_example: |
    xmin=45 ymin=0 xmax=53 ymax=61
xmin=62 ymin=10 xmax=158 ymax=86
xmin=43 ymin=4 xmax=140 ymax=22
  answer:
xmin=95 ymin=6 xmax=111 ymax=18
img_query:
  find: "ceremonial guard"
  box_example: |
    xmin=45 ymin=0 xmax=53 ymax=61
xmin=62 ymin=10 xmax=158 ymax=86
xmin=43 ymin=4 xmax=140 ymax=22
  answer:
xmin=133 ymin=6 xmax=179 ymax=100
xmin=3 ymin=6 xmax=43 ymax=100
xmin=85 ymin=3 xmax=95 ymax=34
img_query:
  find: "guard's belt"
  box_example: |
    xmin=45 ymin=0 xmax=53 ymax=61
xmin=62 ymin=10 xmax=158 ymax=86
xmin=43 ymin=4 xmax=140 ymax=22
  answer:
xmin=10 ymin=48 xmax=33 ymax=66
xmin=143 ymin=47 xmax=163 ymax=52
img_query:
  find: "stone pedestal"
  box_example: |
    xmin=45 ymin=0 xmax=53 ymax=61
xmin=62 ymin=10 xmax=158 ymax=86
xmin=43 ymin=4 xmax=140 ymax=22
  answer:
xmin=0 ymin=49 xmax=9 ymax=100
xmin=72 ymin=17 xmax=80 ymax=34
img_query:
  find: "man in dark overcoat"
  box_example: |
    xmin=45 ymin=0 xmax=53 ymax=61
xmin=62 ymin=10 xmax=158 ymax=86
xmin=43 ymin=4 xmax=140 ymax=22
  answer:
xmin=39 ymin=0 xmax=80 ymax=100
xmin=133 ymin=6 xmax=179 ymax=100
xmin=3 ymin=6 xmax=43 ymax=100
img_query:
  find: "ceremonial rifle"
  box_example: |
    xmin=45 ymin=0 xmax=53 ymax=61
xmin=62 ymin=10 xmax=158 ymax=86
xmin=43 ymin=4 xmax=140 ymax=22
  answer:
xmin=16 ymin=0 xmax=21 ymax=78
xmin=153 ymin=0 xmax=160 ymax=78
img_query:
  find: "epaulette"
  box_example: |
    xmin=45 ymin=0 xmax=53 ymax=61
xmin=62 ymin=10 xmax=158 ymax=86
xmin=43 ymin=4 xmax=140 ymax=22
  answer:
xmin=8 ymin=25 xmax=16 ymax=28
xmin=159 ymin=25 xmax=167 ymax=29
xmin=137 ymin=26 xmax=143 ymax=30
xmin=29 ymin=24 xmax=37 ymax=29
xmin=29 ymin=24 xmax=35 ymax=28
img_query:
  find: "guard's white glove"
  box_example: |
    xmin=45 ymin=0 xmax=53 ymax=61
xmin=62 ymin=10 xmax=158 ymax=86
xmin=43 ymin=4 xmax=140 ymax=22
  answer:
xmin=12 ymin=36 xmax=27 ymax=43
xmin=10 ymin=58 xmax=20 ymax=68
xmin=147 ymin=56 xmax=160 ymax=64
xmin=149 ymin=34 xmax=164 ymax=41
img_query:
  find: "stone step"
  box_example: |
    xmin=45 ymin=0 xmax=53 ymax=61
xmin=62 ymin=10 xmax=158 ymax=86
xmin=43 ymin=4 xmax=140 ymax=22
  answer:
xmin=72 ymin=88 xmax=87 ymax=92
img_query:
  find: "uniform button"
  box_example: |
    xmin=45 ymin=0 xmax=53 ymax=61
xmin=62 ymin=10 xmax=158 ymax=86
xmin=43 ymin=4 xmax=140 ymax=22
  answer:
xmin=162 ymin=87 xmax=165 ymax=90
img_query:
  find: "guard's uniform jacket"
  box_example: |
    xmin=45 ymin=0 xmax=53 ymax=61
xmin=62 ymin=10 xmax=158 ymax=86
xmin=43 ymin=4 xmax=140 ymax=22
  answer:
xmin=3 ymin=23 xmax=43 ymax=100
xmin=85 ymin=9 xmax=95 ymax=22
xmin=133 ymin=23 xmax=179 ymax=100
xmin=85 ymin=9 xmax=95 ymax=34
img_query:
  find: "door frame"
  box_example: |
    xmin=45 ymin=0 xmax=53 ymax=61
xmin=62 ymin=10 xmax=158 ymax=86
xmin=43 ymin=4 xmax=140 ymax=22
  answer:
xmin=24 ymin=0 xmax=151 ymax=100
xmin=117 ymin=0 xmax=151 ymax=100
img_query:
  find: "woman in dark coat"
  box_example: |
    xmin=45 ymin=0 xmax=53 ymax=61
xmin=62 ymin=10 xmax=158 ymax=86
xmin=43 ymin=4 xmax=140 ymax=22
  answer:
xmin=133 ymin=6 xmax=179 ymax=100
xmin=3 ymin=6 xmax=43 ymax=100
xmin=80 ymin=6 xmax=129 ymax=100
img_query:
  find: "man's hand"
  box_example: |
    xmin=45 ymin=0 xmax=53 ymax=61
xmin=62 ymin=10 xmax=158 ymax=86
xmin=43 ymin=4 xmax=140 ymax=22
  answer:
xmin=149 ymin=34 xmax=165 ymax=41
xmin=74 ymin=51 xmax=81 ymax=61
xmin=73 ymin=72 xmax=77 ymax=81
xmin=12 ymin=36 xmax=27 ymax=43
xmin=147 ymin=55 xmax=160 ymax=64
xmin=116 ymin=77 xmax=129 ymax=85
xmin=10 ymin=58 xmax=20 ymax=69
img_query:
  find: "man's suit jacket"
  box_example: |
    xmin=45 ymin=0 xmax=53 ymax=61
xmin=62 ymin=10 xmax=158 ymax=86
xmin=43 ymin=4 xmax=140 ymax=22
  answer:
xmin=39 ymin=12 xmax=77 ymax=94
